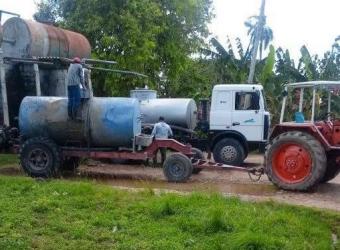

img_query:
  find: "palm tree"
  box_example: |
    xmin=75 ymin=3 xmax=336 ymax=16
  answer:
xmin=246 ymin=0 xmax=273 ymax=83
xmin=244 ymin=16 xmax=273 ymax=60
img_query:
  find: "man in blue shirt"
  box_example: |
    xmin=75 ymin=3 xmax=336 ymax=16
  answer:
xmin=66 ymin=57 xmax=84 ymax=119
xmin=151 ymin=116 xmax=173 ymax=164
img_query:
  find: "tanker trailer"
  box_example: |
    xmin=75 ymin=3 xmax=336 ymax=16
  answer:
xmin=18 ymin=96 xmax=202 ymax=182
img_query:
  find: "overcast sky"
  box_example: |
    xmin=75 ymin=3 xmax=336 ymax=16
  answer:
xmin=1 ymin=0 xmax=339 ymax=61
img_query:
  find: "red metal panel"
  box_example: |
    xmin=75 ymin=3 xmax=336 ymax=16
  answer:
xmin=61 ymin=139 xmax=193 ymax=160
xmin=270 ymin=123 xmax=333 ymax=150
xmin=144 ymin=139 xmax=193 ymax=157
xmin=63 ymin=150 xmax=148 ymax=160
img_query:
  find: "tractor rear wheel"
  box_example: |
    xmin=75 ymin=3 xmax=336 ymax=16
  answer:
xmin=20 ymin=137 xmax=61 ymax=178
xmin=265 ymin=131 xmax=326 ymax=191
xmin=320 ymin=159 xmax=340 ymax=183
xmin=191 ymin=147 xmax=204 ymax=174
xmin=163 ymin=153 xmax=193 ymax=182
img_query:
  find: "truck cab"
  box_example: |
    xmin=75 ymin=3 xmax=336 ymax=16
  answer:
xmin=209 ymin=84 xmax=270 ymax=165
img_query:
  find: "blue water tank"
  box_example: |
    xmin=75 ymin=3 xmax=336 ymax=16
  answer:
xmin=19 ymin=96 xmax=141 ymax=147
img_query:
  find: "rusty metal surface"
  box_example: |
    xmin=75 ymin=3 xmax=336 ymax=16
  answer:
xmin=2 ymin=17 xmax=91 ymax=58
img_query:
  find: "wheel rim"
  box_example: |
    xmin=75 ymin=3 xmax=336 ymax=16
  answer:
xmin=169 ymin=162 xmax=185 ymax=178
xmin=220 ymin=146 xmax=237 ymax=162
xmin=28 ymin=148 xmax=50 ymax=171
xmin=272 ymin=143 xmax=312 ymax=184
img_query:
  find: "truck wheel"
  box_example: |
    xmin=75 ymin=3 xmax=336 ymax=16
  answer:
xmin=320 ymin=160 xmax=340 ymax=183
xmin=191 ymin=148 xmax=204 ymax=174
xmin=213 ymin=138 xmax=245 ymax=165
xmin=20 ymin=137 xmax=61 ymax=178
xmin=62 ymin=157 xmax=80 ymax=171
xmin=163 ymin=153 xmax=193 ymax=182
xmin=265 ymin=131 xmax=326 ymax=191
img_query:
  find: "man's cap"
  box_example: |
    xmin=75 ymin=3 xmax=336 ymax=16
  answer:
xmin=73 ymin=57 xmax=81 ymax=63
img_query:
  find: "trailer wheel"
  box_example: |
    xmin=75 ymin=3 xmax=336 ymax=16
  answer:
xmin=191 ymin=148 xmax=204 ymax=174
xmin=61 ymin=157 xmax=80 ymax=171
xmin=213 ymin=138 xmax=245 ymax=165
xmin=320 ymin=160 xmax=340 ymax=183
xmin=20 ymin=137 xmax=61 ymax=178
xmin=265 ymin=131 xmax=326 ymax=191
xmin=163 ymin=153 xmax=193 ymax=182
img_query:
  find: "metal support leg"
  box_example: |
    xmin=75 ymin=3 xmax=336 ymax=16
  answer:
xmin=0 ymin=48 xmax=9 ymax=126
xmin=33 ymin=57 xmax=41 ymax=96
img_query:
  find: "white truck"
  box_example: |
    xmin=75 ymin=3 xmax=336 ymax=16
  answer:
xmin=138 ymin=84 xmax=270 ymax=166
xmin=208 ymin=84 xmax=270 ymax=165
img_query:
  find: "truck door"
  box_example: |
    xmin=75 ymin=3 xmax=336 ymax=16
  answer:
xmin=231 ymin=91 xmax=263 ymax=141
xmin=209 ymin=90 xmax=232 ymax=130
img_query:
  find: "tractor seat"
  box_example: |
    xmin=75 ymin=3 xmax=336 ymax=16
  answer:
xmin=294 ymin=112 xmax=305 ymax=123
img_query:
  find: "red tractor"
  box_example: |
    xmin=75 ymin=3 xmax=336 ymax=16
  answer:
xmin=266 ymin=81 xmax=340 ymax=191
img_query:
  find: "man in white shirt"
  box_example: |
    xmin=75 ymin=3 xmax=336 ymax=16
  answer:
xmin=151 ymin=116 xmax=173 ymax=164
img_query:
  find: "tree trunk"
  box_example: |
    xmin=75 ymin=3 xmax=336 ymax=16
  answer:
xmin=247 ymin=0 xmax=266 ymax=84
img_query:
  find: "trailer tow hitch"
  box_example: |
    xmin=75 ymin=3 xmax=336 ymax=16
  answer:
xmin=247 ymin=167 xmax=265 ymax=182
xmin=193 ymin=160 xmax=265 ymax=182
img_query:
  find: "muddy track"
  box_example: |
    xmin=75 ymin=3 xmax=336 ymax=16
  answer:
xmin=77 ymin=154 xmax=340 ymax=211
xmin=2 ymin=154 xmax=340 ymax=211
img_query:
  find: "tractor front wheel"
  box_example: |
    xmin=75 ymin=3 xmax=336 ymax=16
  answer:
xmin=265 ymin=131 xmax=326 ymax=191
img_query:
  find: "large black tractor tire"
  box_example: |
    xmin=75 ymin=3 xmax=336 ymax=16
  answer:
xmin=213 ymin=138 xmax=245 ymax=166
xmin=191 ymin=147 xmax=204 ymax=174
xmin=320 ymin=160 xmax=340 ymax=183
xmin=61 ymin=157 xmax=80 ymax=171
xmin=163 ymin=153 xmax=193 ymax=182
xmin=265 ymin=131 xmax=326 ymax=191
xmin=20 ymin=137 xmax=61 ymax=178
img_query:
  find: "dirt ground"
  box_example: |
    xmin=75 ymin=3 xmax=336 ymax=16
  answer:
xmin=77 ymin=154 xmax=340 ymax=212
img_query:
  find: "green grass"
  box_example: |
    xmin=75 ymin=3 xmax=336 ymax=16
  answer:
xmin=0 ymin=176 xmax=339 ymax=250
xmin=0 ymin=154 xmax=18 ymax=168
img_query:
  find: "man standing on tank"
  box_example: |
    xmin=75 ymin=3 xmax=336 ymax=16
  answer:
xmin=67 ymin=57 xmax=84 ymax=120
xmin=151 ymin=116 xmax=173 ymax=165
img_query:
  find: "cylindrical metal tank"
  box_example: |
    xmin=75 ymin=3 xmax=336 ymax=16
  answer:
xmin=130 ymin=89 xmax=157 ymax=101
xmin=19 ymin=96 xmax=141 ymax=147
xmin=1 ymin=17 xmax=91 ymax=58
xmin=140 ymin=99 xmax=197 ymax=130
